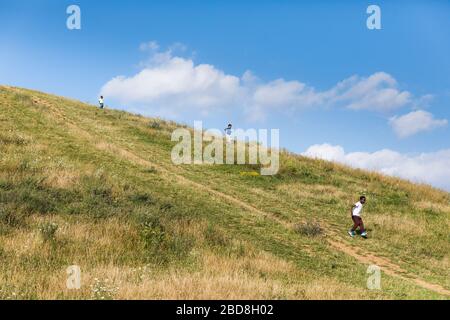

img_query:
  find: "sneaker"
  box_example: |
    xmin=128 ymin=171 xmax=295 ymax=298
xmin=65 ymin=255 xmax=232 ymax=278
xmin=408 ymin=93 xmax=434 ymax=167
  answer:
xmin=348 ymin=230 xmax=355 ymax=237
xmin=361 ymin=232 xmax=368 ymax=238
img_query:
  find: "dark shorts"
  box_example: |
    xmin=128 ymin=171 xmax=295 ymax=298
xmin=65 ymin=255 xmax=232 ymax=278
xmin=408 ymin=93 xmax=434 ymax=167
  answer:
xmin=352 ymin=216 xmax=362 ymax=223
xmin=352 ymin=215 xmax=365 ymax=232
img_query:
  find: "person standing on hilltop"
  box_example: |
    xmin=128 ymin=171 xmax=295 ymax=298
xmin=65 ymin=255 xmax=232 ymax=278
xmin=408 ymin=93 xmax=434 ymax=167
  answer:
xmin=99 ymin=96 xmax=104 ymax=109
xmin=348 ymin=196 xmax=368 ymax=238
xmin=224 ymin=123 xmax=233 ymax=143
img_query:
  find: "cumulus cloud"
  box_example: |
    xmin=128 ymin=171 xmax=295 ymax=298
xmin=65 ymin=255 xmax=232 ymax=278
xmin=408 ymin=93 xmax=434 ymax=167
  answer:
xmin=303 ymin=144 xmax=450 ymax=191
xmin=329 ymin=72 xmax=412 ymax=111
xmin=102 ymin=55 xmax=242 ymax=116
xmin=100 ymin=42 xmax=414 ymax=119
xmin=389 ymin=110 xmax=448 ymax=138
xmin=247 ymin=79 xmax=324 ymax=121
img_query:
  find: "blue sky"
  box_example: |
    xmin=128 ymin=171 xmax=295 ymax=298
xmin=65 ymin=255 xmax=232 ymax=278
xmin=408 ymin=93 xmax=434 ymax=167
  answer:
xmin=1 ymin=0 xmax=450 ymax=190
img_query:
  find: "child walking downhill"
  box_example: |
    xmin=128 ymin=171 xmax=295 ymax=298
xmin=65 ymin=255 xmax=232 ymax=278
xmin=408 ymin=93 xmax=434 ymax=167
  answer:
xmin=348 ymin=196 xmax=368 ymax=238
xmin=99 ymin=96 xmax=104 ymax=109
xmin=224 ymin=123 xmax=233 ymax=143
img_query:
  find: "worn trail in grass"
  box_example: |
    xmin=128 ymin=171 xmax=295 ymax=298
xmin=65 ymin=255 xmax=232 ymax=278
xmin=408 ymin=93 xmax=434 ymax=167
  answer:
xmin=1 ymin=86 xmax=449 ymax=299
xmin=34 ymin=88 xmax=450 ymax=297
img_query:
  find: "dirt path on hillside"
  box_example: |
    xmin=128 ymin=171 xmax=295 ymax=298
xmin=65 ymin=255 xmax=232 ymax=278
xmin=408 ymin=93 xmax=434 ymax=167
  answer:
xmin=30 ymin=95 xmax=450 ymax=297
xmin=327 ymin=240 xmax=450 ymax=296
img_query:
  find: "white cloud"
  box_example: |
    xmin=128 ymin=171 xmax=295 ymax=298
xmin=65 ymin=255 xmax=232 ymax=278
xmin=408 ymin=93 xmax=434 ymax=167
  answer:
xmin=303 ymin=144 xmax=450 ymax=191
xmin=329 ymin=72 xmax=412 ymax=111
xmin=247 ymin=79 xmax=324 ymax=121
xmin=101 ymin=43 xmax=414 ymax=119
xmin=389 ymin=110 xmax=448 ymax=138
xmin=101 ymin=55 xmax=243 ymax=116
xmin=302 ymin=144 xmax=347 ymax=162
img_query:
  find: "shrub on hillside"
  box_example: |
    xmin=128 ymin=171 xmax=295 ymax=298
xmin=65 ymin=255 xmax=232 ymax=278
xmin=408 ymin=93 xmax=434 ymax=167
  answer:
xmin=148 ymin=121 xmax=161 ymax=130
xmin=0 ymin=133 xmax=27 ymax=146
xmin=39 ymin=222 xmax=58 ymax=242
xmin=140 ymin=214 xmax=194 ymax=265
xmin=0 ymin=205 xmax=25 ymax=228
xmin=294 ymin=221 xmax=324 ymax=237
xmin=129 ymin=193 xmax=155 ymax=205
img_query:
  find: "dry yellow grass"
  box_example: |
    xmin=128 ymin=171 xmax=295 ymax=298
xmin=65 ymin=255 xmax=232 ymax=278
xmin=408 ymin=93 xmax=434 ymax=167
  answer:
xmin=64 ymin=251 xmax=365 ymax=300
xmin=1 ymin=86 xmax=449 ymax=300
xmin=0 ymin=211 xmax=367 ymax=300
xmin=43 ymin=168 xmax=80 ymax=189
xmin=369 ymin=214 xmax=428 ymax=237
xmin=414 ymin=201 xmax=450 ymax=214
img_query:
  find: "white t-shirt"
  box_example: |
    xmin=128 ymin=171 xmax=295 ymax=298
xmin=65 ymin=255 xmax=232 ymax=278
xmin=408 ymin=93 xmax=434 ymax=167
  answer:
xmin=225 ymin=128 xmax=232 ymax=136
xmin=352 ymin=201 xmax=363 ymax=217
xmin=99 ymin=98 xmax=104 ymax=104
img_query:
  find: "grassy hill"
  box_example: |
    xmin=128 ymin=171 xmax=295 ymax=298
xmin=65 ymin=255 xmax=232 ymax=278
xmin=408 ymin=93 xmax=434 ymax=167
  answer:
xmin=0 ymin=85 xmax=449 ymax=300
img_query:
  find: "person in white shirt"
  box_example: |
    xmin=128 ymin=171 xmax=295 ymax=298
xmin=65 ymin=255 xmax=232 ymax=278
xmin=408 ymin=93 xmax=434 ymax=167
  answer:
xmin=99 ymin=96 xmax=104 ymax=109
xmin=224 ymin=123 xmax=233 ymax=143
xmin=348 ymin=196 xmax=367 ymax=238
